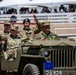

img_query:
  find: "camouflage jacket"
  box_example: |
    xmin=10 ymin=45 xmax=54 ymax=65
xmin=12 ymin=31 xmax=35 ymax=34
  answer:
xmin=19 ymin=22 xmax=41 ymax=41
xmin=34 ymin=31 xmax=60 ymax=40
xmin=7 ymin=34 xmax=21 ymax=48
xmin=0 ymin=30 xmax=10 ymax=38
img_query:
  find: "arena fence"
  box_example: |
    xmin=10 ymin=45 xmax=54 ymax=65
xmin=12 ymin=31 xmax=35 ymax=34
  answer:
xmin=0 ymin=13 xmax=76 ymax=24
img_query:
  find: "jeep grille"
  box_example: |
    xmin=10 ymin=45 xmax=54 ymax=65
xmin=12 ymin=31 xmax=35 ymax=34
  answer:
xmin=50 ymin=46 xmax=76 ymax=69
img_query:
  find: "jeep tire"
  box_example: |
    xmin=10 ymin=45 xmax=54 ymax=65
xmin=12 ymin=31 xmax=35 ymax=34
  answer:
xmin=23 ymin=64 xmax=40 ymax=75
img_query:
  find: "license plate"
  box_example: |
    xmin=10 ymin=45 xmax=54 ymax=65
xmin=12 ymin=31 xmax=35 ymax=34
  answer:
xmin=44 ymin=71 xmax=62 ymax=75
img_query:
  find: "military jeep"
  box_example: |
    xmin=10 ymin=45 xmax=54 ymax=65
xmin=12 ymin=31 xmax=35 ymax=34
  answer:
xmin=1 ymin=40 xmax=76 ymax=75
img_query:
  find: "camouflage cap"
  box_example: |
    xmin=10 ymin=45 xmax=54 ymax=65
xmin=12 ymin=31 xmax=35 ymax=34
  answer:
xmin=4 ymin=20 xmax=11 ymax=25
xmin=42 ymin=20 xmax=50 ymax=26
xmin=11 ymin=26 xmax=17 ymax=31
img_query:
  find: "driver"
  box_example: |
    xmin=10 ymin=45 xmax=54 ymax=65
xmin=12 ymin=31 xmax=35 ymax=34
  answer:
xmin=34 ymin=20 xmax=60 ymax=40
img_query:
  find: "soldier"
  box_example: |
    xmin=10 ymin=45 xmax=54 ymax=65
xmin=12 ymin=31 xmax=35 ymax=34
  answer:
xmin=0 ymin=20 xmax=11 ymax=56
xmin=8 ymin=26 xmax=21 ymax=45
xmin=0 ymin=35 xmax=2 ymax=75
xmin=0 ymin=20 xmax=11 ymax=36
xmin=0 ymin=20 xmax=11 ymax=74
xmin=19 ymin=15 xmax=41 ymax=42
xmin=34 ymin=20 xmax=60 ymax=40
xmin=2 ymin=26 xmax=21 ymax=61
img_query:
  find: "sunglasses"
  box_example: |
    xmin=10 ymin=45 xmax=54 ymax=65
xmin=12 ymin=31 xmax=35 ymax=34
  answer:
xmin=4 ymin=24 xmax=10 ymax=26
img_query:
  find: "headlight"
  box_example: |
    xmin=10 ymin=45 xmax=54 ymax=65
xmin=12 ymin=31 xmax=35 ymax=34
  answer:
xmin=44 ymin=50 xmax=50 ymax=57
xmin=39 ymin=48 xmax=50 ymax=57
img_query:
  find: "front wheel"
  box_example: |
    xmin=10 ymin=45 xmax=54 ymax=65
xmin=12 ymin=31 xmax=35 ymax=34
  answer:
xmin=23 ymin=63 xmax=40 ymax=75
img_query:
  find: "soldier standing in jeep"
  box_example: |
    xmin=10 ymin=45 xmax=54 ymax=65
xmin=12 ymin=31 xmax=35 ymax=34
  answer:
xmin=34 ymin=20 xmax=60 ymax=40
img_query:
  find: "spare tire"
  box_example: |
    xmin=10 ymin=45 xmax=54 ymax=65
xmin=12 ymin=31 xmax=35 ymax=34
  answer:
xmin=23 ymin=64 xmax=40 ymax=75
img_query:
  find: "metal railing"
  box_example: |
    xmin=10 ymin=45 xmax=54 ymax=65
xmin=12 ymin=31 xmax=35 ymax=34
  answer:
xmin=54 ymin=28 xmax=76 ymax=37
xmin=0 ymin=12 xmax=76 ymax=24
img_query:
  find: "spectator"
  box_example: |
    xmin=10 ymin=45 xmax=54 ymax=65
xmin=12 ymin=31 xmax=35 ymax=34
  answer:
xmin=34 ymin=8 xmax=38 ymax=13
xmin=54 ymin=8 xmax=58 ymax=13
xmin=41 ymin=7 xmax=50 ymax=13
xmin=59 ymin=5 xmax=67 ymax=12
xmin=69 ymin=5 xmax=75 ymax=12
xmin=25 ymin=9 xmax=30 ymax=14
xmin=41 ymin=7 xmax=47 ymax=13
xmin=30 ymin=9 xmax=35 ymax=13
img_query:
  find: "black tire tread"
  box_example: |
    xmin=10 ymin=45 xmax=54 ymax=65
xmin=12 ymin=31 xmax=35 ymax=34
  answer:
xmin=23 ymin=63 xmax=40 ymax=75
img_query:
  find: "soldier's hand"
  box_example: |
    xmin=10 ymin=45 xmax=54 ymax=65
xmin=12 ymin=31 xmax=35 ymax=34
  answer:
xmin=9 ymin=42 xmax=16 ymax=46
xmin=40 ymin=38 xmax=45 ymax=41
xmin=33 ymin=15 xmax=38 ymax=23
xmin=2 ymin=36 xmax=8 ymax=42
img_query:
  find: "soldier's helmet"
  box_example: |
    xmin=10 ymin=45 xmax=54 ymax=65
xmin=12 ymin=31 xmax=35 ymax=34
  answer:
xmin=42 ymin=20 xmax=50 ymax=26
xmin=4 ymin=20 xmax=11 ymax=25
xmin=23 ymin=19 xmax=30 ymax=24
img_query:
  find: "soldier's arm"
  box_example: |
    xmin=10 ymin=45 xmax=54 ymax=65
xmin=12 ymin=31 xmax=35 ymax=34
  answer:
xmin=33 ymin=15 xmax=42 ymax=34
xmin=52 ymin=32 xmax=60 ymax=40
xmin=34 ymin=31 xmax=45 ymax=40
xmin=1 ymin=37 xmax=8 ymax=51
xmin=18 ymin=30 xmax=27 ymax=40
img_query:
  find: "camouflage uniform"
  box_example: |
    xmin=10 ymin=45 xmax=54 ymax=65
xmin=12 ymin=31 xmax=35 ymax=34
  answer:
xmin=8 ymin=26 xmax=21 ymax=45
xmin=34 ymin=31 xmax=60 ymax=40
xmin=0 ymin=20 xmax=11 ymax=74
xmin=19 ymin=18 xmax=41 ymax=41
xmin=34 ymin=20 xmax=60 ymax=40
xmin=0 ymin=20 xmax=11 ymax=35
xmin=20 ymin=29 xmax=34 ymax=41
xmin=3 ymin=26 xmax=21 ymax=61
xmin=0 ymin=20 xmax=12 ymax=41
xmin=0 ymin=20 xmax=12 ymax=52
